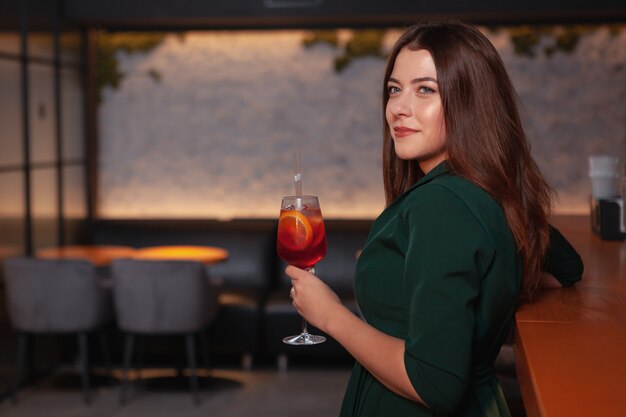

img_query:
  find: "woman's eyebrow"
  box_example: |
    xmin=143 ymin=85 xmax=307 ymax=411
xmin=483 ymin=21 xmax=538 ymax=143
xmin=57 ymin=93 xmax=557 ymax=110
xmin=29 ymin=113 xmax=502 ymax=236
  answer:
xmin=412 ymin=76 xmax=438 ymax=84
xmin=387 ymin=76 xmax=438 ymax=84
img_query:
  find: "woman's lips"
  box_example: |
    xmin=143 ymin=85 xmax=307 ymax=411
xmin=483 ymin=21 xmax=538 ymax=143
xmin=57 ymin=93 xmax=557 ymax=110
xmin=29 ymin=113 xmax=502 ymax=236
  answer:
xmin=393 ymin=127 xmax=418 ymax=138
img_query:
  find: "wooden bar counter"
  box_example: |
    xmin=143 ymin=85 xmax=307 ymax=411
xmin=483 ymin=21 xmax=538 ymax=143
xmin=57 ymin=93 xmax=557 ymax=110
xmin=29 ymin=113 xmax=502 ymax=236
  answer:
xmin=515 ymin=215 xmax=626 ymax=417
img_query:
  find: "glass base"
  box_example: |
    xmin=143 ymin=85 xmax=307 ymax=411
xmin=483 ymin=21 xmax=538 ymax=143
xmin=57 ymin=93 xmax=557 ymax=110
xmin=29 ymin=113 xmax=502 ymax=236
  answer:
xmin=282 ymin=332 xmax=326 ymax=345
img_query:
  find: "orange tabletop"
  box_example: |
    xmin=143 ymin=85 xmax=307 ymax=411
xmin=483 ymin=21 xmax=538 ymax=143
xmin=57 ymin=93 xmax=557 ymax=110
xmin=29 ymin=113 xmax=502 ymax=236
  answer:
xmin=0 ymin=245 xmax=20 ymax=260
xmin=36 ymin=245 xmax=136 ymax=267
xmin=133 ymin=245 xmax=229 ymax=265
xmin=515 ymin=215 xmax=626 ymax=417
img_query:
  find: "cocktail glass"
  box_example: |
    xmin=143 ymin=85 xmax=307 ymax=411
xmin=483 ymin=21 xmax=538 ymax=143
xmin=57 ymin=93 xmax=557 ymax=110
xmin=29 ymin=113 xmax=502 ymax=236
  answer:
xmin=276 ymin=195 xmax=327 ymax=345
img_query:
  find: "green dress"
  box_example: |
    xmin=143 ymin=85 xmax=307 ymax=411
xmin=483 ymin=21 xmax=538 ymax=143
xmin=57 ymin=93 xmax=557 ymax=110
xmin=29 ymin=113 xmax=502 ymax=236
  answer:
xmin=341 ymin=161 xmax=524 ymax=417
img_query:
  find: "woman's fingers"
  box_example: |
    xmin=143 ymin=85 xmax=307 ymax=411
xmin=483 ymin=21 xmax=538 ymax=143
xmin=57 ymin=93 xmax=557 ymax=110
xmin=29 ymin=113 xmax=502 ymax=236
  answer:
xmin=283 ymin=267 xmax=343 ymax=332
xmin=285 ymin=265 xmax=308 ymax=282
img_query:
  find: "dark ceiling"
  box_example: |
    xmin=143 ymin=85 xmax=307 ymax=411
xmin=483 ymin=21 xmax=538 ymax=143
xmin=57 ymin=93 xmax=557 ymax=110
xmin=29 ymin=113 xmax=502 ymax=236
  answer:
xmin=2 ymin=0 xmax=626 ymax=31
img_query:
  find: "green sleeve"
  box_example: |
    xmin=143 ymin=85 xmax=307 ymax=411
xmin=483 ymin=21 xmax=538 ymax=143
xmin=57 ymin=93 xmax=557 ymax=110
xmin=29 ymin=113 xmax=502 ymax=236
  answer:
xmin=543 ymin=225 xmax=584 ymax=287
xmin=401 ymin=185 xmax=493 ymax=415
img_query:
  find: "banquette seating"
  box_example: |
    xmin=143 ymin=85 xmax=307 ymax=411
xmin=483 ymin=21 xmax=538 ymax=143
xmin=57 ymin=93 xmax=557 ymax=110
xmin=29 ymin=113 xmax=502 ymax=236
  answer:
xmin=92 ymin=218 xmax=372 ymax=368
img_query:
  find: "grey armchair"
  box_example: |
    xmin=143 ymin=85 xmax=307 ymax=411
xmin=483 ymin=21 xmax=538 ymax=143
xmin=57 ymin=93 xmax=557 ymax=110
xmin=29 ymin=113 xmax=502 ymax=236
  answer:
xmin=2 ymin=257 xmax=113 ymax=405
xmin=111 ymin=258 xmax=220 ymax=405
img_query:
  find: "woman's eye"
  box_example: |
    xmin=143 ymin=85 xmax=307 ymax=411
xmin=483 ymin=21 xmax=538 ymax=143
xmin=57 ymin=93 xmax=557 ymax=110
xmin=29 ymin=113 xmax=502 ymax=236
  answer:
xmin=387 ymin=85 xmax=401 ymax=94
xmin=418 ymin=86 xmax=435 ymax=94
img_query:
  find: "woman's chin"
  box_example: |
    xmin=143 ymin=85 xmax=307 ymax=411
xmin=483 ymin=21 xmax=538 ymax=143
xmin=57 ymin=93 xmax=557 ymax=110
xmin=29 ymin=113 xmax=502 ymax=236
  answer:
xmin=392 ymin=144 xmax=415 ymax=161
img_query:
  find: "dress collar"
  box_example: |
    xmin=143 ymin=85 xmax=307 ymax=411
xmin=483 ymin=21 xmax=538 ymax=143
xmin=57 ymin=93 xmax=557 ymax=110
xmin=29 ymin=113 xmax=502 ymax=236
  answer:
xmin=385 ymin=160 xmax=450 ymax=210
xmin=408 ymin=160 xmax=449 ymax=191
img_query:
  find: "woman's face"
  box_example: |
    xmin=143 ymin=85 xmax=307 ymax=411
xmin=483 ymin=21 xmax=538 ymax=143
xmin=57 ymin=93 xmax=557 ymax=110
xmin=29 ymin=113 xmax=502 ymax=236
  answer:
xmin=385 ymin=47 xmax=447 ymax=173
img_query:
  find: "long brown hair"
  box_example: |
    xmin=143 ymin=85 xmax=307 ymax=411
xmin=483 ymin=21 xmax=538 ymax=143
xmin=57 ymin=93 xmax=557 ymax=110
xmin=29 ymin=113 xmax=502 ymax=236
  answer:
xmin=382 ymin=21 xmax=553 ymax=297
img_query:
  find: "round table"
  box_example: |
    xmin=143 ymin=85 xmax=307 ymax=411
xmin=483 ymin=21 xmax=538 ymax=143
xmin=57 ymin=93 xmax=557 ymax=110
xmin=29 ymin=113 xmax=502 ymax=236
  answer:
xmin=36 ymin=245 xmax=136 ymax=267
xmin=0 ymin=245 xmax=20 ymax=260
xmin=133 ymin=245 xmax=229 ymax=265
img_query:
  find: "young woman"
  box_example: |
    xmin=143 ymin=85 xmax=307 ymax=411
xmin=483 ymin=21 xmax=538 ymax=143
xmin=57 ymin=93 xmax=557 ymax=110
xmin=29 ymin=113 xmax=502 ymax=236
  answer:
xmin=286 ymin=22 xmax=582 ymax=417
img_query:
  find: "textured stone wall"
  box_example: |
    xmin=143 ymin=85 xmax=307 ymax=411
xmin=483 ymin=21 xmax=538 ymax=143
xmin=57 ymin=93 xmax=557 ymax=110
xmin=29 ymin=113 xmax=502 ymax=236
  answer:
xmin=99 ymin=27 xmax=626 ymax=219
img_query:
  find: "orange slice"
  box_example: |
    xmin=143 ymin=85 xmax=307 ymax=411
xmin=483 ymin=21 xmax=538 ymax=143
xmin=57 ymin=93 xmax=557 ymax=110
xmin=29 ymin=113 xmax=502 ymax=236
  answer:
xmin=277 ymin=211 xmax=313 ymax=251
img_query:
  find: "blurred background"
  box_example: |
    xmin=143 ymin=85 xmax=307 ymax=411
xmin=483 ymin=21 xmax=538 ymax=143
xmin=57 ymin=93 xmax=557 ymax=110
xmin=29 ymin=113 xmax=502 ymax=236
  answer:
xmin=2 ymin=2 xmax=625 ymax=228
xmin=1 ymin=0 xmax=625 ymax=414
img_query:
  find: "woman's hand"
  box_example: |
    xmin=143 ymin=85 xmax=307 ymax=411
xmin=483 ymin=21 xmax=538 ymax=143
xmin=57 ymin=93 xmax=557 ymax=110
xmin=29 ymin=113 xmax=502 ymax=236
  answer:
xmin=285 ymin=265 xmax=343 ymax=332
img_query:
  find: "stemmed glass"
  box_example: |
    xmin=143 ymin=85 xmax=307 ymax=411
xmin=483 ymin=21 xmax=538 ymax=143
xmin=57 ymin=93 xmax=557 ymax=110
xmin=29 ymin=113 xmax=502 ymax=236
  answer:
xmin=276 ymin=195 xmax=328 ymax=345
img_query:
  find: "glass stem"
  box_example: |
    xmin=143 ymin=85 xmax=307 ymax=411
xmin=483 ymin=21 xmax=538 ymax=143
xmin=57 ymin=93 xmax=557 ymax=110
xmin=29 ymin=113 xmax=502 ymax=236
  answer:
xmin=300 ymin=266 xmax=316 ymax=336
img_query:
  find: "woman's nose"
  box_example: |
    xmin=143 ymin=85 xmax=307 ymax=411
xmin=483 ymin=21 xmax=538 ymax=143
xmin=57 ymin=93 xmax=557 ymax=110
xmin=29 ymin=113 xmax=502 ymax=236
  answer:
xmin=389 ymin=96 xmax=411 ymax=118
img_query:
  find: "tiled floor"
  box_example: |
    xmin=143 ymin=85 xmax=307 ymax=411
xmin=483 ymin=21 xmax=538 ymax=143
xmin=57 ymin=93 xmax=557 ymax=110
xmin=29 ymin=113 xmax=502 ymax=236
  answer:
xmin=0 ymin=366 xmax=351 ymax=417
xmin=0 ymin=362 xmax=526 ymax=417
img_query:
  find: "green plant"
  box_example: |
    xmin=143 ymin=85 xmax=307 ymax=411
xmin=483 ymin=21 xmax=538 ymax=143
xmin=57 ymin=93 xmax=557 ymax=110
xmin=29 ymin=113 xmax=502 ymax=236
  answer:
xmin=335 ymin=29 xmax=386 ymax=72
xmin=94 ymin=32 xmax=167 ymax=103
xmin=303 ymin=30 xmax=338 ymax=48
xmin=504 ymin=24 xmax=623 ymax=58
xmin=508 ymin=26 xmax=544 ymax=57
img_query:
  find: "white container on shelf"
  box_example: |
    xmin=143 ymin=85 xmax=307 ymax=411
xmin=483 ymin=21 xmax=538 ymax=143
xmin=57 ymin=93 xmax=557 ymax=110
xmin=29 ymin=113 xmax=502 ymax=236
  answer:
xmin=588 ymin=155 xmax=622 ymax=199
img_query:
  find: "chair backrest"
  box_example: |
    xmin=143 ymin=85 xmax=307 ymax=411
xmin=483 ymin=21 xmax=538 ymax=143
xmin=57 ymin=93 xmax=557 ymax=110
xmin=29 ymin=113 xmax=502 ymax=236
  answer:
xmin=112 ymin=259 xmax=218 ymax=334
xmin=2 ymin=257 xmax=110 ymax=333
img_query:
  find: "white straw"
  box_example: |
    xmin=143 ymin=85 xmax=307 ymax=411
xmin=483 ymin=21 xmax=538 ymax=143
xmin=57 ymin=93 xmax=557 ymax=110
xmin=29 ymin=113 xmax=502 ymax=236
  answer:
xmin=294 ymin=151 xmax=303 ymax=208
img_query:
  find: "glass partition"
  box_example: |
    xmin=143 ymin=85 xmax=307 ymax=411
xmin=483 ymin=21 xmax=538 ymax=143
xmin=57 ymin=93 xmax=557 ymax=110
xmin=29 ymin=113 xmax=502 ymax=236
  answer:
xmin=62 ymin=67 xmax=84 ymax=160
xmin=31 ymin=168 xmax=58 ymax=250
xmin=0 ymin=32 xmax=19 ymax=55
xmin=63 ymin=165 xmax=86 ymax=219
xmin=28 ymin=62 xmax=56 ymax=165
xmin=28 ymin=32 xmax=54 ymax=60
xmin=0 ymin=59 xmax=23 ymax=167
xmin=0 ymin=172 xmax=25 ymax=257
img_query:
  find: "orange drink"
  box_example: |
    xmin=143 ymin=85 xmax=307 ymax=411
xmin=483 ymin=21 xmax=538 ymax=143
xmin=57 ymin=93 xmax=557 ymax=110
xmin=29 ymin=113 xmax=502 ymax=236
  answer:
xmin=277 ymin=204 xmax=327 ymax=269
